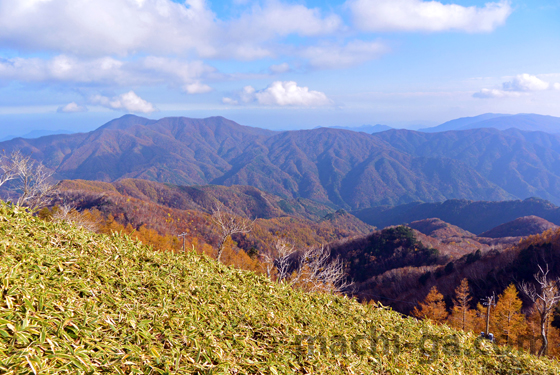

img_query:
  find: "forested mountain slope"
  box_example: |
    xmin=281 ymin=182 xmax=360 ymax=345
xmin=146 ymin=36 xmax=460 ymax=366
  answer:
xmin=373 ymin=128 xmax=560 ymax=204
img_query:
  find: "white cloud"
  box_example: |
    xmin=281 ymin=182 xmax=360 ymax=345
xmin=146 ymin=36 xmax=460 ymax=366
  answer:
xmin=57 ymin=102 xmax=88 ymax=113
xmin=90 ymin=91 xmax=157 ymax=113
xmin=503 ymin=73 xmax=550 ymax=92
xmin=224 ymin=81 xmax=332 ymax=107
xmin=302 ymin=40 xmax=389 ymax=69
xmin=222 ymin=97 xmax=239 ymax=105
xmin=555 ymin=83 xmax=560 ymax=90
xmin=474 ymin=74 xmax=556 ymax=98
xmin=347 ymin=0 xmax=512 ymax=33
xmin=270 ymin=63 xmax=291 ymax=74
xmin=240 ymin=86 xmax=257 ymax=104
xmin=184 ymin=82 xmax=213 ymax=94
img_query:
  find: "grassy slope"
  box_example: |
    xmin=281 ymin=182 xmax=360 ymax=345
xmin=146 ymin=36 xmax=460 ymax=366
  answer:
xmin=0 ymin=204 xmax=558 ymax=374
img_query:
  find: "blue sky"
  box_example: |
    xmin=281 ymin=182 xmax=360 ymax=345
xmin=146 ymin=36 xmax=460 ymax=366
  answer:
xmin=0 ymin=0 xmax=558 ymax=136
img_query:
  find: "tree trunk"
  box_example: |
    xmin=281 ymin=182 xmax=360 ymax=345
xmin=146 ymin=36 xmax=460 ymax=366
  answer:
xmin=539 ymin=311 xmax=548 ymax=357
xmin=217 ymin=236 xmax=227 ymax=262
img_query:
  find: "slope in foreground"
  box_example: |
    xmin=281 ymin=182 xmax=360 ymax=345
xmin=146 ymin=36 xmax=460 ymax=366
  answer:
xmin=0 ymin=204 xmax=558 ymax=374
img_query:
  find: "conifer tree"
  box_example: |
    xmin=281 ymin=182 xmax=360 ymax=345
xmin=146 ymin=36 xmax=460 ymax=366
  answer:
xmin=412 ymin=286 xmax=448 ymax=324
xmin=449 ymin=279 xmax=475 ymax=331
xmin=492 ymin=284 xmax=527 ymax=346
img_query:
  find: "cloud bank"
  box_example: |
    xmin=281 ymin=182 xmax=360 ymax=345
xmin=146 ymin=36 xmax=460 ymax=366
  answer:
xmin=0 ymin=55 xmax=215 ymax=91
xmin=0 ymin=0 xmax=341 ymax=60
xmin=90 ymin=91 xmax=157 ymax=113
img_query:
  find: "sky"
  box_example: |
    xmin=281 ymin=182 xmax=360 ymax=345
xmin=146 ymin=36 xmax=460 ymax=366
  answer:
xmin=0 ymin=0 xmax=559 ymax=136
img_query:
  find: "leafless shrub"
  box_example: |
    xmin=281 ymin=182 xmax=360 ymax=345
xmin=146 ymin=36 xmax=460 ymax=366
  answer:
xmin=52 ymin=204 xmax=99 ymax=232
xmin=211 ymin=202 xmax=254 ymax=262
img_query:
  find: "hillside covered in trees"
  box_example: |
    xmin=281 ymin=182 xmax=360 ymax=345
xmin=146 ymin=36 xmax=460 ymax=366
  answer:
xmin=50 ymin=179 xmax=373 ymax=272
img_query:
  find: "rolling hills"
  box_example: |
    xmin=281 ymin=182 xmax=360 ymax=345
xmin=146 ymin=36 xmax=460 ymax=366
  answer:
xmin=479 ymin=215 xmax=559 ymax=238
xmin=354 ymin=197 xmax=560 ymax=235
xmin=1 ymin=203 xmax=559 ymax=374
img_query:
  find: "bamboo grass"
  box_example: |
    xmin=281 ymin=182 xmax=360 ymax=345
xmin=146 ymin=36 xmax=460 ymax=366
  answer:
xmin=0 ymin=203 xmax=558 ymax=374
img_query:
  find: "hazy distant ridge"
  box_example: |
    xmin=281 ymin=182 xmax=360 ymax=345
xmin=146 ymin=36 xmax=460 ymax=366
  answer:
xmin=422 ymin=113 xmax=560 ymax=133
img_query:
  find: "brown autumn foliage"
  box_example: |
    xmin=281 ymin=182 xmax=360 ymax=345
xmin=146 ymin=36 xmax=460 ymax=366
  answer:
xmin=54 ymin=181 xmax=373 ymax=256
xmin=411 ymin=286 xmax=448 ymax=324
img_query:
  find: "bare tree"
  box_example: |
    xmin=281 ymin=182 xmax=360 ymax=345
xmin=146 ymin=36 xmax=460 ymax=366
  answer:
xmin=261 ymin=239 xmax=297 ymax=281
xmin=294 ymin=246 xmax=351 ymax=293
xmin=520 ymin=264 xmax=560 ymax=356
xmin=10 ymin=151 xmax=56 ymax=210
xmin=0 ymin=152 xmax=17 ymax=188
xmin=210 ymin=202 xmax=253 ymax=262
xmin=261 ymin=238 xmax=352 ymax=294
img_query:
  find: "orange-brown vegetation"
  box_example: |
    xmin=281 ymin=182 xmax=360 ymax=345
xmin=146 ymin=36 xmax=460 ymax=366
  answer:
xmin=448 ymin=279 xmax=476 ymax=332
xmin=49 ymin=179 xmax=375 ymax=277
xmin=411 ymin=286 xmax=448 ymax=324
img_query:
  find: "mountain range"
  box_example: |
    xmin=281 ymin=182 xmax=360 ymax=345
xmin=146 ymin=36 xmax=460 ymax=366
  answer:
xmin=421 ymin=113 xmax=560 ymax=133
xmin=2 ymin=114 xmax=560 ymax=209
xmin=324 ymin=124 xmax=392 ymax=133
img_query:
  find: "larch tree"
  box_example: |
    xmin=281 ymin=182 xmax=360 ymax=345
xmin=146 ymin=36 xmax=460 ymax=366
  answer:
xmin=449 ymin=278 xmax=475 ymax=332
xmin=492 ymin=284 xmax=527 ymax=346
xmin=412 ymin=286 xmax=448 ymax=324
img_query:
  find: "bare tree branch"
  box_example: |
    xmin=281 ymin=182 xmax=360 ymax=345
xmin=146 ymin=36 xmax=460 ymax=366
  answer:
xmin=0 ymin=152 xmax=17 ymax=188
xmin=295 ymin=246 xmax=351 ymax=294
xmin=211 ymin=202 xmax=254 ymax=262
xmin=520 ymin=264 xmax=560 ymax=356
xmin=261 ymin=239 xmax=297 ymax=281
